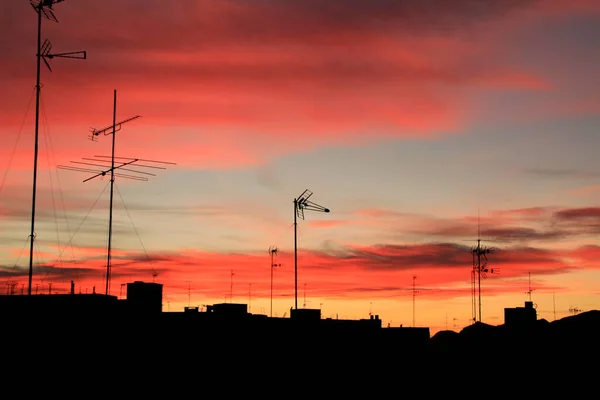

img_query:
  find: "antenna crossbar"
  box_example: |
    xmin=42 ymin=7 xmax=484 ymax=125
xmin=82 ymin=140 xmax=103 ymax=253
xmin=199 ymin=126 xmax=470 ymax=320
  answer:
xmin=89 ymin=115 xmax=141 ymax=138
xmin=81 ymin=158 xmax=168 ymax=170
xmin=94 ymin=155 xmax=177 ymax=165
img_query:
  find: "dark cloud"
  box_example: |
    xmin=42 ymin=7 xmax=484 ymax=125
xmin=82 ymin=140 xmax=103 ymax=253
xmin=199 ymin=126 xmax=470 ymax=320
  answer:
xmin=367 ymin=206 xmax=600 ymax=243
xmin=0 ymin=264 xmax=99 ymax=280
xmin=481 ymin=227 xmax=566 ymax=242
xmin=3 ymin=0 xmax=539 ymax=82
xmin=51 ymin=0 xmax=537 ymax=48
xmin=554 ymin=207 xmax=600 ymax=221
xmin=306 ymin=241 xmax=581 ymax=277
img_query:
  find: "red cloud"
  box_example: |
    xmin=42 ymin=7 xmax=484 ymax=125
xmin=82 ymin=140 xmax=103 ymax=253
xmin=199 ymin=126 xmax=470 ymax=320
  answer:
xmin=2 ymin=240 xmax=594 ymax=304
xmin=1 ymin=0 xmax=569 ymax=170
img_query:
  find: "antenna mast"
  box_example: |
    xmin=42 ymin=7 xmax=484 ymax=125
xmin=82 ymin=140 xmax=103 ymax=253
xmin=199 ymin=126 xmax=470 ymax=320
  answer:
xmin=28 ymin=0 xmax=86 ymax=295
xmin=467 ymin=212 xmax=497 ymax=322
xmin=526 ymin=272 xmax=534 ymax=302
xmin=230 ymin=270 xmax=234 ymax=303
xmin=106 ymin=90 xmax=118 ymax=295
xmin=187 ymin=281 xmax=191 ymax=306
xmin=269 ymin=246 xmax=281 ymax=317
xmin=57 ymin=90 xmax=175 ymax=295
xmin=412 ymin=275 xmax=418 ymax=327
xmin=303 ymin=283 xmax=307 ymax=308
xmin=293 ymin=189 xmax=330 ymax=309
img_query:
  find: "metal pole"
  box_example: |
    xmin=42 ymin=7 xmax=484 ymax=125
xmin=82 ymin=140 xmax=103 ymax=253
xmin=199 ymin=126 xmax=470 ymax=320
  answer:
xmin=294 ymin=198 xmax=298 ymax=310
xmin=28 ymin=4 xmax=44 ymax=296
xmin=105 ymin=89 xmax=117 ymax=295
xmin=477 ymin=240 xmax=482 ymax=322
xmin=412 ymin=276 xmax=416 ymax=327
xmin=270 ymin=250 xmax=274 ymax=317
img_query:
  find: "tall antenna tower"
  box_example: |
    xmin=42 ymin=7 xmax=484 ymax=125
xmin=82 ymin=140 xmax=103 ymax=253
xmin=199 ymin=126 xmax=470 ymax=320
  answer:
xmin=27 ymin=0 xmax=86 ymax=295
xmin=293 ymin=189 xmax=330 ymax=310
xmin=269 ymin=246 xmax=282 ymax=317
xmin=526 ymin=272 xmax=534 ymax=302
xmin=57 ymin=90 xmax=175 ymax=295
xmin=467 ymin=212 xmax=497 ymax=323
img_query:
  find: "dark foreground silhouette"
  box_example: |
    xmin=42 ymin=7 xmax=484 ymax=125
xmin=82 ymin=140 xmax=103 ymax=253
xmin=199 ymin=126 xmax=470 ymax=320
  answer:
xmin=2 ymin=280 xmax=598 ymax=381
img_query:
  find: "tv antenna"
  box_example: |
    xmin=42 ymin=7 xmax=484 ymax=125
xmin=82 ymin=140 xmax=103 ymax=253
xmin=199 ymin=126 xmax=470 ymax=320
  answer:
xmin=57 ymin=89 xmax=175 ymax=295
xmin=293 ymin=189 xmax=330 ymax=310
xmin=526 ymin=272 xmax=534 ymax=302
xmin=464 ymin=212 xmax=498 ymax=323
xmin=269 ymin=246 xmax=282 ymax=317
xmin=27 ymin=0 xmax=87 ymax=296
xmin=569 ymin=306 xmax=581 ymax=315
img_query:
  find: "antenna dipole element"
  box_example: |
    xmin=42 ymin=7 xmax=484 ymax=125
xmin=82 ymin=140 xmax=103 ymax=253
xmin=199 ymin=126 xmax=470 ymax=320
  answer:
xmin=293 ymin=189 xmax=330 ymax=310
xmin=28 ymin=0 xmax=86 ymax=295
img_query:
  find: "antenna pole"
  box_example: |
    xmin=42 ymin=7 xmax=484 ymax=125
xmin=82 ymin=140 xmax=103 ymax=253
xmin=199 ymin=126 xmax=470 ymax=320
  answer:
xmin=412 ymin=275 xmax=416 ymax=327
xmin=230 ymin=270 xmax=234 ymax=303
xmin=477 ymin=239 xmax=482 ymax=322
xmin=471 ymin=255 xmax=476 ymax=323
xmin=28 ymin=4 xmax=43 ymax=296
xmin=292 ymin=189 xmax=330 ymax=311
xmin=303 ymin=283 xmax=307 ymax=308
xmin=28 ymin=1 xmax=87 ymax=295
xmin=527 ymin=272 xmax=532 ymax=302
xmin=248 ymin=283 xmax=251 ymax=312
xmin=553 ymin=292 xmax=556 ymax=321
xmin=105 ymin=89 xmax=117 ymax=295
xmin=293 ymin=198 xmax=298 ymax=310
xmin=271 ymin=249 xmax=274 ymax=316
xmin=270 ymin=247 xmax=275 ymax=317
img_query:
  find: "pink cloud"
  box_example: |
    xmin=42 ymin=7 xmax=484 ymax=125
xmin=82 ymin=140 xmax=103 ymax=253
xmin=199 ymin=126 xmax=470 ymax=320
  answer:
xmin=1 ymin=0 xmax=572 ymax=171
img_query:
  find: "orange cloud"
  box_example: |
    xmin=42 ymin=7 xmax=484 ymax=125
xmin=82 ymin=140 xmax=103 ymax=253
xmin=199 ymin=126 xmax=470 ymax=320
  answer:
xmin=2 ymin=238 xmax=594 ymax=303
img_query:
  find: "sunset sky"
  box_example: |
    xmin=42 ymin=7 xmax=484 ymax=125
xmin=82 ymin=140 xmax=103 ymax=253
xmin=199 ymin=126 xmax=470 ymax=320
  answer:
xmin=1 ymin=0 xmax=600 ymax=334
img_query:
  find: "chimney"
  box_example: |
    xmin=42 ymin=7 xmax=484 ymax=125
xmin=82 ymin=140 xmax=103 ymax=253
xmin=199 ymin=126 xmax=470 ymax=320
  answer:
xmin=70 ymin=281 xmax=75 ymax=295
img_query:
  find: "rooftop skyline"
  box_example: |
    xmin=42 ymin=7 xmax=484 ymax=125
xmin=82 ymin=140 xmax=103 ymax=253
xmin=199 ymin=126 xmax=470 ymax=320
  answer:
xmin=1 ymin=0 xmax=599 ymax=334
